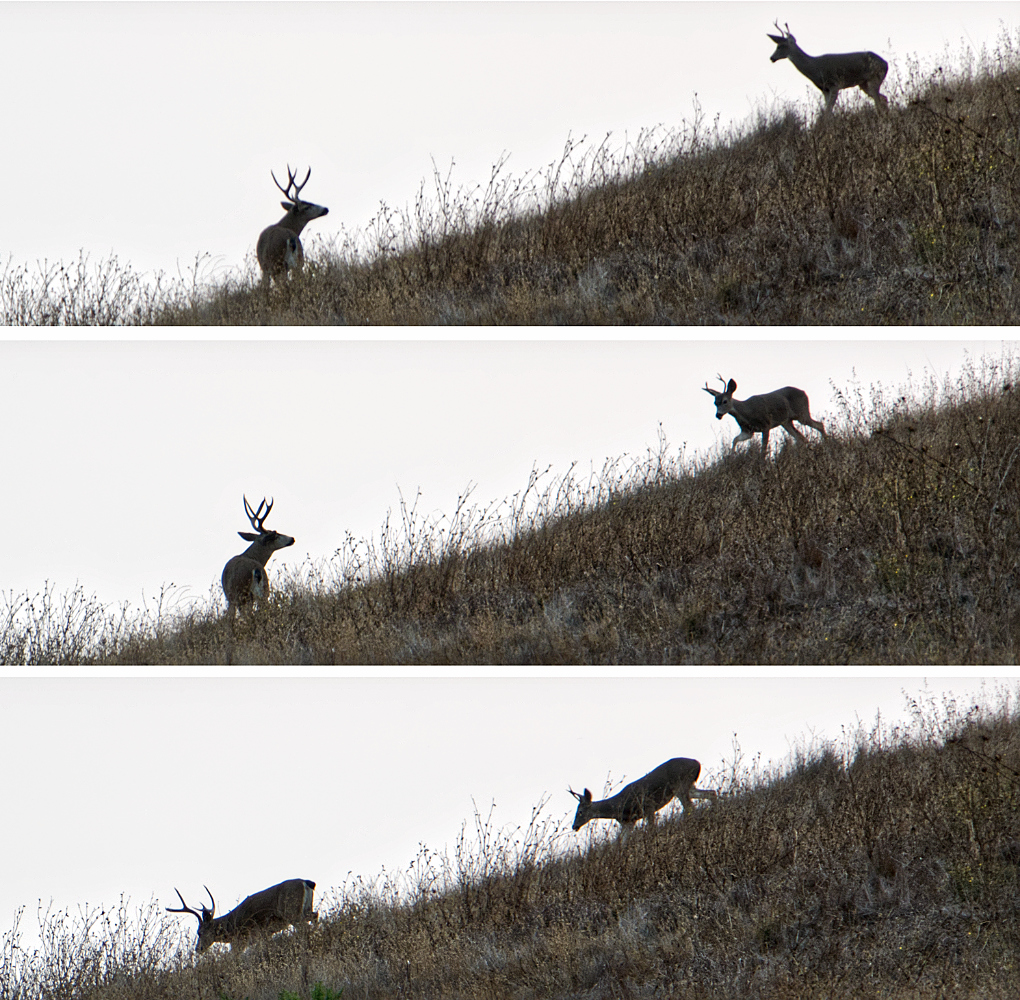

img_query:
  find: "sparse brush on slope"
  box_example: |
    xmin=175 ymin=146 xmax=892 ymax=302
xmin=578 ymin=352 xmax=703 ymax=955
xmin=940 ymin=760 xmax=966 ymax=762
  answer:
xmin=2 ymin=31 xmax=1019 ymax=325
xmin=3 ymin=350 xmax=1020 ymax=666
xmin=4 ymin=686 xmax=1018 ymax=999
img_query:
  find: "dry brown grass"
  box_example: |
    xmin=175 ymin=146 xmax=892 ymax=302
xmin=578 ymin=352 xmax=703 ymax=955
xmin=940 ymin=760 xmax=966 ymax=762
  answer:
xmin=2 ymin=32 xmax=1019 ymax=326
xmin=4 ymin=349 xmax=1020 ymax=666
xmin=5 ymin=686 xmax=1018 ymax=999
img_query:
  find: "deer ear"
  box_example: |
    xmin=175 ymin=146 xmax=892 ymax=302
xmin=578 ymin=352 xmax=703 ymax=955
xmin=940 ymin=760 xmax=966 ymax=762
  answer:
xmin=238 ymin=531 xmax=259 ymax=541
xmin=583 ymin=789 xmax=593 ymax=802
xmin=727 ymin=379 xmax=737 ymax=393
xmin=281 ymin=201 xmax=293 ymax=211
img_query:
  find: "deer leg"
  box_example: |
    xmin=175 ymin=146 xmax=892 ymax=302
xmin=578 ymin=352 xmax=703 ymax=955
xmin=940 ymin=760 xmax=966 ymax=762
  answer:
xmin=225 ymin=602 xmax=238 ymax=665
xmin=864 ymin=80 xmax=888 ymax=109
xmin=760 ymin=427 xmax=771 ymax=454
xmin=783 ymin=420 xmax=808 ymax=442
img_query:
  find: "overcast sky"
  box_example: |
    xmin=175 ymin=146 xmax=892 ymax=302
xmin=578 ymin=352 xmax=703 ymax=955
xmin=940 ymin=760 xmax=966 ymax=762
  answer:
xmin=0 ymin=2 xmax=1014 ymax=280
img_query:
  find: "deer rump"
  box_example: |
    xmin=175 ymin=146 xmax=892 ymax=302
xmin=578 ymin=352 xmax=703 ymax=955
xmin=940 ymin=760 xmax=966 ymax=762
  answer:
xmin=236 ymin=879 xmax=313 ymax=931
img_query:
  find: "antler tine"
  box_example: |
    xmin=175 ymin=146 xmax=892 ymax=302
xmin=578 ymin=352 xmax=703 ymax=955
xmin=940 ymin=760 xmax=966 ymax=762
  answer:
xmin=271 ymin=168 xmax=291 ymax=199
xmin=166 ymin=888 xmax=202 ymax=920
xmin=202 ymin=885 xmax=216 ymax=915
xmin=292 ymin=167 xmax=311 ymax=200
xmin=243 ymin=494 xmax=259 ymax=528
xmin=784 ymin=22 xmax=791 ymax=35
xmin=243 ymin=494 xmax=274 ymax=532
xmin=258 ymin=497 xmax=274 ymax=530
xmin=567 ymin=786 xmax=582 ymax=801
xmin=269 ymin=164 xmax=303 ymax=203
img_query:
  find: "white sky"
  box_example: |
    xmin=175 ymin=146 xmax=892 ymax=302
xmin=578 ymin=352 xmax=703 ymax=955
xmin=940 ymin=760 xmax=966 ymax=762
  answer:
xmin=0 ymin=2 xmax=1014 ymax=279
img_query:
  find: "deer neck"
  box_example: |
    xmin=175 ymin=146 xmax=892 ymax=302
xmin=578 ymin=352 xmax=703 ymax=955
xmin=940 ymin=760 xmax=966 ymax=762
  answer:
xmin=199 ymin=915 xmax=233 ymax=949
xmin=785 ymin=45 xmax=824 ymax=85
xmin=240 ymin=538 xmax=275 ymax=566
xmin=276 ymin=205 xmax=311 ymax=235
xmin=588 ymin=794 xmax=631 ymax=822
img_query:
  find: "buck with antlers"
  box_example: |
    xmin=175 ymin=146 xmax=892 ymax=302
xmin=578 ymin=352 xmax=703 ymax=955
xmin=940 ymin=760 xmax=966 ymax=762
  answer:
xmin=704 ymin=377 xmax=826 ymax=455
xmin=167 ymin=878 xmax=316 ymax=953
xmin=257 ymin=165 xmax=329 ymax=287
xmin=767 ymin=22 xmax=889 ymax=113
xmin=569 ymin=757 xmax=717 ymax=837
xmin=221 ymin=496 xmax=295 ymax=620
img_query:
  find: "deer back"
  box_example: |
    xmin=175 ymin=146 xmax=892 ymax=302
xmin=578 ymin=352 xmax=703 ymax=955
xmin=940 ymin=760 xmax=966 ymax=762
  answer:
xmin=813 ymin=51 xmax=887 ymax=91
xmin=221 ymin=557 xmax=267 ymax=606
xmin=622 ymin=757 xmax=702 ymax=814
xmin=737 ymin=387 xmax=807 ymax=432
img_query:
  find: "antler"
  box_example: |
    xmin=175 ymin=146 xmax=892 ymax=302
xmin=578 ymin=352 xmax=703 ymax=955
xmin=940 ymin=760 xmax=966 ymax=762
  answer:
xmin=271 ymin=165 xmax=312 ymax=203
xmin=166 ymin=888 xmax=203 ymax=922
xmin=243 ymin=495 xmax=274 ymax=533
xmin=704 ymin=375 xmax=731 ymax=397
xmin=567 ymin=786 xmax=583 ymax=802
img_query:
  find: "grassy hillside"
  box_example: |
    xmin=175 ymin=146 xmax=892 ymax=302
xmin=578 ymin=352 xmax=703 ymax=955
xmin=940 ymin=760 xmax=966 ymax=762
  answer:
xmin=2 ymin=33 xmax=1019 ymax=325
xmin=4 ymin=686 xmax=1018 ymax=999
xmin=3 ymin=351 xmax=1019 ymax=666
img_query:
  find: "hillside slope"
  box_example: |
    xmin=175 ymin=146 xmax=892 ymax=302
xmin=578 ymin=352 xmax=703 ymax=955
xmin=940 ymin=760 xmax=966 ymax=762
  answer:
xmin=5 ymin=688 xmax=1018 ymax=999
xmin=1 ymin=35 xmax=1018 ymax=326
xmin=4 ymin=353 xmax=1018 ymax=665
xmin=151 ymin=40 xmax=1020 ymax=326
